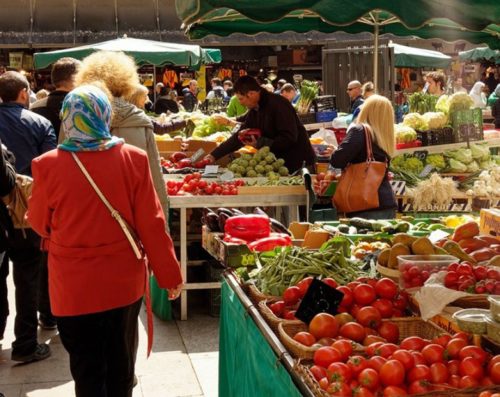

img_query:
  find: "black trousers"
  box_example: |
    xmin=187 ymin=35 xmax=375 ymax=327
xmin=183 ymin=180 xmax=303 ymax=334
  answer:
xmin=57 ymin=299 xmax=142 ymax=397
xmin=9 ymin=229 xmax=42 ymax=356
xmin=38 ymin=251 xmax=55 ymax=324
xmin=0 ymin=253 xmax=8 ymax=339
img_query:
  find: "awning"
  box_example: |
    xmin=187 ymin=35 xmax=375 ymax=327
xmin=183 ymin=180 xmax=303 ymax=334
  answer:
xmin=33 ymin=36 xmax=221 ymax=69
xmin=459 ymin=47 xmax=500 ymax=63
xmin=391 ymin=43 xmax=452 ymax=68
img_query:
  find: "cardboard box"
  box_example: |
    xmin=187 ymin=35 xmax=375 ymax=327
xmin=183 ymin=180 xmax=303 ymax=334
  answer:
xmin=216 ymin=236 xmax=256 ymax=268
xmin=185 ymin=140 xmax=219 ymax=153
xmin=480 ymin=208 xmax=500 ymax=240
xmin=201 ymin=226 xmax=223 ymax=260
xmin=430 ymin=307 xmax=462 ymax=334
xmin=155 ymin=140 xmax=182 ymax=152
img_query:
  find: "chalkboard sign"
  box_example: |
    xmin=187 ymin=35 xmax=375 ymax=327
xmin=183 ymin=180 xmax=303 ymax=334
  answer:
xmin=412 ymin=150 xmax=429 ymax=162
xmin=295 ymin=278 xmax=344 ymax=324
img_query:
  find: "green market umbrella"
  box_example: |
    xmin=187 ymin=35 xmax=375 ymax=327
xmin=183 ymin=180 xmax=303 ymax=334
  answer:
xmin=459 ymin=47 xmax=500 ymax=63
xmin=391 ymin=43 xmax=451 ymax=68
xmin=33 ymin=36 xmax=221 ymax=69
xmin=176 ymin=1 xmax=500 ymax=86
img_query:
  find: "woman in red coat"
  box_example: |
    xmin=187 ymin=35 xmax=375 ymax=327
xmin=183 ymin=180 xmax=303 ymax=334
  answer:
xmin=28 ymin=84 xmax=183 ymax=397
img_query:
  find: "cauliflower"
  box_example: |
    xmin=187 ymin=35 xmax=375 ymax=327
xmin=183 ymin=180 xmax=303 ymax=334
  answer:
xmin=448 ymin=92 xmax=474 ymax=114
xmin=402 ymin=113 xmax=428 ymax=131
xmin=404 ymin=157 xmax=425 ymax=174
xmin=394 ymin=124 xmax=417 ymax=144
xmin=422 ymin=112 xmax=448 ymax=130
xmin=435 ymin=95 xmax=450 ymax=115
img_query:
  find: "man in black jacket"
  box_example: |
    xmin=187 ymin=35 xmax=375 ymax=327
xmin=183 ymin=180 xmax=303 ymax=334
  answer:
xmin=31 ymin=57 xmax=81 ymax=141
xmin=206 ymin=76 xmax=315 ymax=173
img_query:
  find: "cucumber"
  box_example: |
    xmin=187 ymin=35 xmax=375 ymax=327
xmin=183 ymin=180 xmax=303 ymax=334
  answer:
xmin=349 ymin=217 xmax=374 ymax=230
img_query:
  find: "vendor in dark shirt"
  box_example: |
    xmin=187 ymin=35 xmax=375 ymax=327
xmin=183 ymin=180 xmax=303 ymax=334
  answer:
xmin=347 ymin=80 xmax=364 ymax=114
xmin=205 ymin=76 xmax=316 ymax=173
xmin=330 ymin=94 xmax=397 ymax=220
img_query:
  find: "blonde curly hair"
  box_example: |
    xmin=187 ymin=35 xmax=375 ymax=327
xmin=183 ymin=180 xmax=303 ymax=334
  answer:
xmin=75 ymin=51 xmax=139 ymax=98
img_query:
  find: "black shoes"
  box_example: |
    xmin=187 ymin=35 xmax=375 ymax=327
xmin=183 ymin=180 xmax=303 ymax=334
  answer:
xmin=11 ymin=343 xmax=51 ymax=363
xmin=38 ymin=318 xmax=57 ymax=330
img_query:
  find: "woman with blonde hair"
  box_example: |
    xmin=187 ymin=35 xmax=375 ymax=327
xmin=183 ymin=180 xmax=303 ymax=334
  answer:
xmin=126 ymin=83 xmax=150 ymax=110
xmin=330 ymin=94 xmax=396 ymax=219
xmin=76 ymin=51 xmax=170 ymax=222
xmin=361 ymin=81 xmax=375 ymax=99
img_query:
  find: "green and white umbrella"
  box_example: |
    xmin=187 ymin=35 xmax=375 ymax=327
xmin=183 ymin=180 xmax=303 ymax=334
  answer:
xmin=459 ymin=47 xmax=500 ymax=64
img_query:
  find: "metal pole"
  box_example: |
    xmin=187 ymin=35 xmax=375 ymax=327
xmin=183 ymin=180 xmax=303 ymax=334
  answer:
xmin=373 ymin=23 xmax=379 ymax=90
xmin=153 ymin=67 xmax=157 ymax=103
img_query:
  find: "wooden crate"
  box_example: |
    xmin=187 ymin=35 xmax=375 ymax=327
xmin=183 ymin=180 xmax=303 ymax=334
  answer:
xmin=155 ymin=140 xmax=182 ymax=152
xmin=238 ymin=185 xmax=306 ymax=195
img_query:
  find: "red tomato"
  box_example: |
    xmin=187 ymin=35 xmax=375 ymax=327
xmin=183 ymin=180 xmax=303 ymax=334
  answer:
xmin=400 ymin=336 xmax=427 ymax=351
xmin=445 ymin=338 xmax=468 ymax=359
xmin=432 ymin=334 xmax=452 ymax=348
xmin=488 ymin=355 xmax=500 ymax=373
xmin=421 ymin=343 xmax=445 ymax=364
xmin=459 ymin=357 xmax=484 ymax=381
xmin=358 ymin=368 xmax=379 ymax=391
xmin=283 ymin=286 xmax=302 ymax=306
xmin=408 ymin=380 xmax=431 ymax=395
xmin=313 ymin=346 xmax=342 ymax=368
xmin=318 ymin=377 xmax=329 ymax=391
xmin=449 ymin=374 xmax=461 ymax=388
xmin=490 ymin=362 xmax=500 ymax=383
xmin=363 ymin=335 xmax=387 ymax=346
xmin=347 ymin=355 xmax=369 ymax=376
xmin=382 ymin=386 xmax=408 ymax=397
xmin=283 ymin=310 xmax=297 ymax=320
xmin=459 ymin=375 xmax=479 ymax=388
xmin=479 ymin=392 xmax=493 ymax=397
xmin=309 ymin=313 xmax=339 ymax=339
xmin=391 ymin=349 xmax=415 ymax=371
xmin=316 ymin=337 xmax=334 ymax=347
xmin=430 ymin=362 xmax=449 ymax=384
xmin=293 ymin=332 xmax=316 ymax=347
xmin=323 ymin=278 xmax=338 ymax=288
xmin=379 ymin=359 xmax=405 ymax=386
xmin=356 ymin=306 xmax=382 ymax=328
xmin=353 ymin=284 xmax=376 ymax=305
xmin=393 ymin=294 xmax=408 ymax=311
xmin=268 ymin=301 xmax=285 ymax=317
xmin=347 ymin=281 xmax=361 ymax=290
xmin=310 ymin=365 xmax=327 ymax=381
xmin=452 ymin=331 xmax=470 ymax=342
xmin=375 ymin=278 xmax=398 ymax=299
xmin=481 ymin=377 xmax=495 ymax=387
xmin=412 ymin=351 xmax=426 ymax=366
xmin=352 ymin=386 xmax=374 ymax=397
xmin=444 ymin=271 xmax=459 ymax=288
xmin=377 ymin=322 xmax=400 ymax=344
xmin=327 ymin=381 xmax=352 ymax=397
xmin=367 ymin=356 xmax=387 ymax=372
xmin=365 ymin=342 xmax=385 ymax=357
xmin=327 ymin=362 xmax=352 ymax=383
xmin=372 ymin=299 xmax=394 ymax=318
xmin=337 ymin=286 xmax=354 ymax=308
xmin=458 ymin=345 xmax=488 ymax=362
xmin=447 ymin=359 xmax=460 ymax=376
xmin=339 ymin=322 xmax=366 ymax=343
xmin=407 ymin=365 xmax=431 ymax=382
xmin=457 ymin=263 xmax=474 ymax=276
xmin=331 ymin=339 xmax=353 ymax=361
xmin=377 ymin=343 xmax=399 ymax=359
xmin=295 ymin=277 xmax=313 ymax=297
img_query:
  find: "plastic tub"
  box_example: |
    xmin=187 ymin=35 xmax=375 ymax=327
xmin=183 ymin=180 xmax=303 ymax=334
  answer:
xmin=398 ymin=255 xmax=458 ymax=289
xmin=452 ymin=308 xmax=490 ymax=334
xmin=486 ymin=317 xmax=500 ymax=344
xmin=489 ymin=296 xmax=500 ymax=322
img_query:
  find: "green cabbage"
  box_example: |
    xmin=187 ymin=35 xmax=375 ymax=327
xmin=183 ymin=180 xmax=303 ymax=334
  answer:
xmin=492 ymin=155 xmax=500 ymax=165
xmin=470 ymin=143 xmax=490 ymax=161
xmin=480 ymin=160 xmax=496 ymax=170
xmin=448 ymin=158 xmax=467 ymax=173
xmin=390 ymin=155 xmax=424 ymax=173
xmin=445 ymin=148 xmax=473 ymax=165
xmin=448 ymin=92 xmax=474 ymax=114
xmin=466 ymin=161 xmax=480 ymax=173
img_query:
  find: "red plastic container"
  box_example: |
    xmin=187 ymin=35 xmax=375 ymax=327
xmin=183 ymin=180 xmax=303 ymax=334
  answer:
xmin=332 ymin=128 xmax=347 ymax=145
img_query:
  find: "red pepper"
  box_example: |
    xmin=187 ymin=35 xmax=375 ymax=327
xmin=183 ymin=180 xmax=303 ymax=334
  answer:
xmin=224 ymin=215 xmax=270 ymax=242
xmin=248 ymin=236 xmax=292 ymax=252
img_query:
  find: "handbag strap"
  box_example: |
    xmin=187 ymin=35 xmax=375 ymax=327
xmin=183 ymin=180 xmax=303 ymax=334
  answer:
xmin=361 ymin=124 xmax=376 ymax=162
xmin=71 ymin=152 xmax=143 ymax=260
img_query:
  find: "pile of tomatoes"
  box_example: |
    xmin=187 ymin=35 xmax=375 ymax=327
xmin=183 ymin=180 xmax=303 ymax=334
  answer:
xmin=165 ymin=173 xmax=245 ymax=196
xmin=443 ymin=261 xmax=500 ymax=295
xmin=307 ymin=330 xmax=500 ymax=396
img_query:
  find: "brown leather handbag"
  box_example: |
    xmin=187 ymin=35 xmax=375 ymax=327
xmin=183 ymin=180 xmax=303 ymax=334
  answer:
xmin=333 ymin=125 xmax=387 ymax=214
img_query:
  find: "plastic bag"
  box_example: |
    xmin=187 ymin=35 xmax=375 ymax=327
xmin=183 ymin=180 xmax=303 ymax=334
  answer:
xmin=311 ymin=128 xmax=339 ymax=147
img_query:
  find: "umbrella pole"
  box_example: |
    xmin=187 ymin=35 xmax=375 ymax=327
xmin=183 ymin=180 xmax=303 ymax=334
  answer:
xmin=373 ymin=23 xmax=379 ymax=90
xmin=153 ymin=66 xmax=157 ymax=103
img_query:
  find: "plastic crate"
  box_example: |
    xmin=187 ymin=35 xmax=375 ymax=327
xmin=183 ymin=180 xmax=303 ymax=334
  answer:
xmin=315 ymin=110 xmax=337 ymax=123
xmin=451 ymin=109 xmax=484 ymax=142
xmin=298 ymin=112 xmax=317 ymax=125
xmin=207 ymin=262 xmax=224 ymax=317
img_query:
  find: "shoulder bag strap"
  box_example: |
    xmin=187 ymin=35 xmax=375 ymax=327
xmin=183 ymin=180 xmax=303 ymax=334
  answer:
xmin=362 ymin=124 xmax=376 ymax=162
xmin=71 ymin=152 xmax=143 ymax=260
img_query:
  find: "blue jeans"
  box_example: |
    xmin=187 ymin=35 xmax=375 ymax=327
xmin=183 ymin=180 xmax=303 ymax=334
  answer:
xmin=348 ymin=208 xmax=396 ymax=220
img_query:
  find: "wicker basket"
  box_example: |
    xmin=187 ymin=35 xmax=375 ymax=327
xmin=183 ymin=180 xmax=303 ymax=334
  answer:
xmin=294 ymin=363 xmax=329 ymax=397
xmin=258 ymin=299 xmax=303 ymax=333
xmin=388 ymin=317 xmax=450 ymax=341
xmin=376 ymin=263 xmax=400 ymax=283
xmin=246 ymin=283 xmax=278 ymax=304
xmin=278 ymin=322 xmax=320 ymax=360
xmin=452 ymin=294 xmax=490 ymax=309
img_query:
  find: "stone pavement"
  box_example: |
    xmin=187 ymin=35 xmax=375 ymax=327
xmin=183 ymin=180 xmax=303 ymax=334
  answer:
xmin=0 ymin=274 xmax=219 ymax=397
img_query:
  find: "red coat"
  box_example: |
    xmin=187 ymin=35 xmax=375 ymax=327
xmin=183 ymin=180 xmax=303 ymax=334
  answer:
xmin=28 ymin=144 xmax=182 ymax=316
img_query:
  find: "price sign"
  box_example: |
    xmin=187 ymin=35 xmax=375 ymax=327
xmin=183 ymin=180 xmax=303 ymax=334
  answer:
xmin=419 ymin=164 xmax=434 ymax=178
xmin=203 ymin=165 xmax=219 ymax=175
xmin=412 ymin=150 xmax=429 ymax=162
xmin=190 ymin=148 xmax=205 ymax=163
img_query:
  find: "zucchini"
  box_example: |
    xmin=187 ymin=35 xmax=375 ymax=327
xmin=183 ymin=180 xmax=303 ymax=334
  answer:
xmin=349 ymin=217 xmax=374 ymax=230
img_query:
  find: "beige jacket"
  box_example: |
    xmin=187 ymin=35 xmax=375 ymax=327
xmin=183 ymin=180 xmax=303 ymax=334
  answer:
xmin=111 ymin=98 xmax=169 ymax=223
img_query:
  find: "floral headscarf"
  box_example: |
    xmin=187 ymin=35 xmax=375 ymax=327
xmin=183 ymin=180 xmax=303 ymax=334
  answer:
xmin=58 ymin=85 xmax=123 ymax=152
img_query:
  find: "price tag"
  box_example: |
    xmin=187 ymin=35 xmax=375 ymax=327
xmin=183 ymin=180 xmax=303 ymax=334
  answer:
xmin=203 ymin=165 xmax=219 ymax=175
xmin=419 ymin=164 xmax=434 ymax=178
xmin=190 ymin=148 xmax=205 ymax=163
xmin=412 ymin=150 xmax=429 ymax=162
xmin=428 ymin=229 xmax=450 ymax=244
